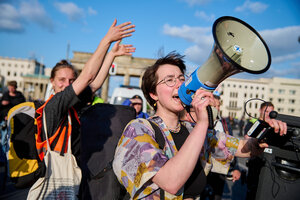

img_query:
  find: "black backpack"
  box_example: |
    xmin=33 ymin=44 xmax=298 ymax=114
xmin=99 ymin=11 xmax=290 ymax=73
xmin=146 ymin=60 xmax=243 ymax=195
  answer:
xmin=6 ymin=101 xmax=46 ymax=188
xmin=80 ymin=103 xmax=166 ymax=200
xmin=80 ymin=103 xmax=136 ymax=200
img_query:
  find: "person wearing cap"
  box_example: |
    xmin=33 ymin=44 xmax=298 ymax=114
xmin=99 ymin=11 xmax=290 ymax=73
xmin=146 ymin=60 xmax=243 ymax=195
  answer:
xmin=122 ymin=95 xmax=149 ymax=118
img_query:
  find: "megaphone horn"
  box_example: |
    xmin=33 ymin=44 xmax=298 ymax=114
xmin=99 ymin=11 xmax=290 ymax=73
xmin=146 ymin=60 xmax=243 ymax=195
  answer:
xmin=178 ymin=16 xmax=271 ymax=106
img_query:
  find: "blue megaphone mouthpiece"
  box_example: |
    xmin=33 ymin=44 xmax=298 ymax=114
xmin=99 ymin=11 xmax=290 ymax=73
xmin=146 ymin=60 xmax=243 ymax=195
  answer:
xmin=178 ymin=69 xmax=215 ymax=106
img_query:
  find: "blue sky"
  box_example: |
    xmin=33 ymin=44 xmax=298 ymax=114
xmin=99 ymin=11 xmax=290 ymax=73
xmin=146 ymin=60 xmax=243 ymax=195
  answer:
xmin=0 ymin=0 xmax=300 ymax=95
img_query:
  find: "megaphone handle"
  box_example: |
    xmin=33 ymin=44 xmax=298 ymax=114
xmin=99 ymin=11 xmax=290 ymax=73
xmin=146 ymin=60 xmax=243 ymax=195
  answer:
xmin=206 ymin=106 xmax=214 ymax=129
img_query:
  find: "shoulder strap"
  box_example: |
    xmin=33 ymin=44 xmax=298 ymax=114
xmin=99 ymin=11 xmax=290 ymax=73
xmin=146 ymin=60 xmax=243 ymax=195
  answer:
xmin=148 ymin=120 xmax=165 ymax=150
xmin=148 ymin=120 xmax=165 ymax=200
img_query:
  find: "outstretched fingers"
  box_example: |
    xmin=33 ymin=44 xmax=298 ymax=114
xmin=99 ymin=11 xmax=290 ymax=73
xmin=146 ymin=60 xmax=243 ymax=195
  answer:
xmin=120 ymin=26 xmax=135 ymax=38
xmin=122 ymin=45 xmax=136 ymax=55
xmin=106 ymin=20 xmax=135 ymax=42
xmin=111 ymin=41 xmax=135 ymax=56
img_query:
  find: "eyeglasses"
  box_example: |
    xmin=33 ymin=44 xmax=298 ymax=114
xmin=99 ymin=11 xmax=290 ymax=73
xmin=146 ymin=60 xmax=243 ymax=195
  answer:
xmin=157 ymin=74 xmax=186 ymax=87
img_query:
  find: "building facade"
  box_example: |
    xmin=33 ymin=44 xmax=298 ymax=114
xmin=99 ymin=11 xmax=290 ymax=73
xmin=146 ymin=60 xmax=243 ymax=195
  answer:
xmin=1 ymin=55 xmax=300 ymax=119
xmin=219 ymin=77 xmax=300 ymax=120
xmin=0 ymin=56 xmax=47 ymax=100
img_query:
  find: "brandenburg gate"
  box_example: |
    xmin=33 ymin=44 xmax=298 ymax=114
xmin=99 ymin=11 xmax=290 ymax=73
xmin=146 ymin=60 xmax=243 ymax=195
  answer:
xmin=70 ymin=51 xmax=156 ymax=102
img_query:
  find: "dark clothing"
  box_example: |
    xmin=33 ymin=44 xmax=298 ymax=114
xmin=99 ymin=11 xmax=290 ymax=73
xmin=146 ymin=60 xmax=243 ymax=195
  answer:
xmin=0 ymin=91 xmax=25 ymax=120
xmin=244 ymin=121 xmax=264 ymax=200
xmin=41 ymin=85 xmax=92 ymax=166
xmin=223 ymin=117 xmax=233 ymax=135
xmin=244 ymin=120 xmax=254 ymax=136
xmin=206 ymin=172 xmax=226 ymax=200
xmin=245 ymin=155 xmax=264 ymax=200
xmin=238 ymin=119 xmax=245 ymax=136
xmin=2 ymin=91 xmax=26 ymax=106
xmin=171 ymin=126 xmax=206 ymax=198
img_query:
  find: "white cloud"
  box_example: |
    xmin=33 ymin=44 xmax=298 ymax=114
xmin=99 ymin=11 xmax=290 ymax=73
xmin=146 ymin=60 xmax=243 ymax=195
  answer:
xmin=261 ymin=26 xmax=300 ymax=59
xmin=163 ymin=23 xmax=213 ymax=64
xmin=88 ymin=7 xmax=98 ymax=16
xmin=184 ymin=45 xmax=211 ymax=65
xmin=0 ymin=0 xmax=53 ymax=33
xmin=291 ymin=61 xmax=300 ymax=67
xmin=54 ymin=2 xmax=84 ymax=22
xmin=272 ymin=52 xmax=300 ymax=63
xmin=195 ymin=11 xmax=215 ymax=22
xmin=0 ymin=3 xmax=24 ymax=32
xmin=235 ymin=0 xmax=268 ymax=13
xmin=181 ymin=0 xmax=212 ymax=6
xmin=163 ymin=24 xmax=212 ymax=46
xmin=19 ymin=0 xmax=53 ymax=31
xmin=163 ymin=22 xmax=300 ymax=67
xmin=267 ymin=66 xmax=300 ymax=79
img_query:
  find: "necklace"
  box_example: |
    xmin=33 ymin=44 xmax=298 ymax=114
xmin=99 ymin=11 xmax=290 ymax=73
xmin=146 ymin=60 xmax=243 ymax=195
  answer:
xmin=167 ymin=122 xmax=181 ymax=133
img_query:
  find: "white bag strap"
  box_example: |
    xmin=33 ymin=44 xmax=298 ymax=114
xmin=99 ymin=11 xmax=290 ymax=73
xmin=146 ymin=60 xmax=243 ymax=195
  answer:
xmin=42 ymin=110 xmax=51 ymax=152
xmin=42 ymin=110 xmax=72 ymax=153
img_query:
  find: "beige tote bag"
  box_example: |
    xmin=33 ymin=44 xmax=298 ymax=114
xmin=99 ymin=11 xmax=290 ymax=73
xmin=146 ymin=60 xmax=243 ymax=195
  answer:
xmin=27 ymin=112 xmax=81 ymax=199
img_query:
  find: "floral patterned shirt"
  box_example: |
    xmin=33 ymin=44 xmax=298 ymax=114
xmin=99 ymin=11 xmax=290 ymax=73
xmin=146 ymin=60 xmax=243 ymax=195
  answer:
xmin=113 ymin=116 xmax=239 ymax=200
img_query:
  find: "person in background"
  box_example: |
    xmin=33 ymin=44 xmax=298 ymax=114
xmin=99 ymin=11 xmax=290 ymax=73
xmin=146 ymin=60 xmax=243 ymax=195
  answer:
xmin=238 ymin=116 xmax=245 ymax=136
xmin=113 ymin=52 xmax=286 ymax=200
xmin=0 ymin=81 xmax=26 ymax=159
xmin=244 ymin=102 xmax=274 ymax=200
xmin=181 ymin=94 xmax=241 ymax=200
xmin=0 ymin=81 xmax=26 ymax=121
xmin=122 ymin=94 xmax=149 ymax=118
xmin=35 ymin=19 xmax=135 ymax=169
xmin=204 ymin=95 xmax=241 ymax=200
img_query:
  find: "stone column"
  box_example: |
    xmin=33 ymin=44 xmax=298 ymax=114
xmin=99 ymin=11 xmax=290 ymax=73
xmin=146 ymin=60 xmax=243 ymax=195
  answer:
xmin=101 ymin=76 xmax=109 ymax=102
xmin=123 ymin=73 xmax=130 ymax=86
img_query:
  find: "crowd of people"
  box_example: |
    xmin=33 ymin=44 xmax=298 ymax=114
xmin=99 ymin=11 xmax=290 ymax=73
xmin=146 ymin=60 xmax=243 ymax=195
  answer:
xmin=0 ymin=18 xmax=288 ymax=200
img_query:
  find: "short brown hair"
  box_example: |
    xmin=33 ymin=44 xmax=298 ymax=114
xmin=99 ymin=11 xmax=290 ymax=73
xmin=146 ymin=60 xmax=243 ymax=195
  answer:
xmin=51 ymin=60 xmax=78 ymax=80
xmin=260 ymin=102 xmax=274 ymax=110
xmin=141 ymin=51 xmax=186 ymax=110
xmin=8 ymin=81 xmax=17 ymax=88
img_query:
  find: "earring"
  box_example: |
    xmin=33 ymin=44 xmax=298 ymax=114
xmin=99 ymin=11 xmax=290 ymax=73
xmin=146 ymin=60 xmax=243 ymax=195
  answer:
xmin=154 ymin=102 xmax=157 ymax=107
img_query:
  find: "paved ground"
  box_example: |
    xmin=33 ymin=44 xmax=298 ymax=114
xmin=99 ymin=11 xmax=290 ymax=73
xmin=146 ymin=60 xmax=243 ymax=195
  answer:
xmin=0 ymin=163 xmax=30 ymax=200
xmin=0 ymin=129 xmax=249 ymax=200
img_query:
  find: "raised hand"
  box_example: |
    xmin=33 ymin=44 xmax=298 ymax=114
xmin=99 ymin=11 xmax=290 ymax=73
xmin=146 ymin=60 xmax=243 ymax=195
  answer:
xmin=105 ymin=19 xmax=135 ymax=43
xmin=111 ymin=40 xmax=136 ymax=56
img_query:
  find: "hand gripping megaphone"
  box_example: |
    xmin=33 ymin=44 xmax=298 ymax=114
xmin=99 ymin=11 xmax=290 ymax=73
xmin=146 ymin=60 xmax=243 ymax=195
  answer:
xmin=178 ymin=16 xmax=271 ymax=106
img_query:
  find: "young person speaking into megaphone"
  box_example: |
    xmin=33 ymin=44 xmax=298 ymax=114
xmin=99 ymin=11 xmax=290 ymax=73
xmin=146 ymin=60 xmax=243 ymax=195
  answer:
xmin=113 ymin=50 xmax=286 ymax=200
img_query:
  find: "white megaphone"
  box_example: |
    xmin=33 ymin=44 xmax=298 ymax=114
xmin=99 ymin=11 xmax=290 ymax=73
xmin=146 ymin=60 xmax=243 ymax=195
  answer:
xmin=178 ymin=16 xmax=271 ymax=106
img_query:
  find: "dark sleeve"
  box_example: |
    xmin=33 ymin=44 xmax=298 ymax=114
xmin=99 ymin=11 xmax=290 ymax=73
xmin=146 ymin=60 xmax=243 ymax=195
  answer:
xmin=74 ymin=86 xmax=93 ymax=110
xmin=14 ymin=91 xmax=26 ymax=105
xmin=19 ymin=92 xmax=26 ymax=102
xmin=1 ymin=92 xmax=9 ymax=101
xmin=244 ymin=122 xmax=253 ymax=136
xmin=43 ymin=85 xmax=81 ymax=137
